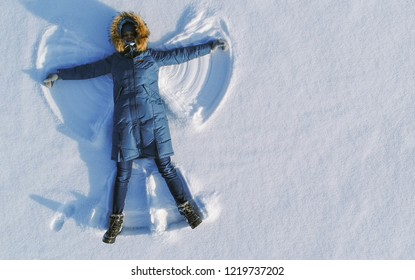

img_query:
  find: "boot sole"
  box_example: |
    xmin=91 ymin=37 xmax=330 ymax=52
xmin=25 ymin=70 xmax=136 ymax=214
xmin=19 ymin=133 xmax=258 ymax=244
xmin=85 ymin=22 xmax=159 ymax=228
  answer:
xmin=190 ymin=218 xmax=202 ymax=229
xmin=102 ymin=237 xmax=116 ymax=244
xmin=102 ymin=229 xmax=122 ymax=244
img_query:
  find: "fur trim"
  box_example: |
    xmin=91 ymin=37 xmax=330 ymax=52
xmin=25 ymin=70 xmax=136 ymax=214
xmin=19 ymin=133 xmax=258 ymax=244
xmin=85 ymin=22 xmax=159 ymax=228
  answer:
xmin=110 ymin=12 xmax=150 ymax=53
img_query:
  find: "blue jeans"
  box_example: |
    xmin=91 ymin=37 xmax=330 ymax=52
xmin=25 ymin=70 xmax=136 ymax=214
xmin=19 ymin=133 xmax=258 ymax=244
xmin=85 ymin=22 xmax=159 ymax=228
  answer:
xmin=112 ymin=157 xmax=187 ymax=214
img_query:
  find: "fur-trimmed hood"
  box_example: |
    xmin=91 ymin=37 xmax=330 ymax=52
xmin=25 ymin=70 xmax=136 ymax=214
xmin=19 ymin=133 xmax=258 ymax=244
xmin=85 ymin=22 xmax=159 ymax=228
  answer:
xmin=110 ymin=12 xmax=150 ymax=53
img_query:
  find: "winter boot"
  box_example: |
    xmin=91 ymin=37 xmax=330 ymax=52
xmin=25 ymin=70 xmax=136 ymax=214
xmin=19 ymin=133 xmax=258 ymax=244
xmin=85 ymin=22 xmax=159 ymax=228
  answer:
xmin=102 ymin=213 xmax=124 ymax=244
xmin=178 ymin=201 xmax=202 ymax=229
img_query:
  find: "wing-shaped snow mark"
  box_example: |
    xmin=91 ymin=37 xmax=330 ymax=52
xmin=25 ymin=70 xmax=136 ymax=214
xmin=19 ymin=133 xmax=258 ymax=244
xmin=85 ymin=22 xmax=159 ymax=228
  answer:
xmin=158 ymin=11 xmax=233 ymax=129
xmin=33 ymin=10 xmax=228 ymax=236
xmin=36 ymin=25 xmax=113 ymax=142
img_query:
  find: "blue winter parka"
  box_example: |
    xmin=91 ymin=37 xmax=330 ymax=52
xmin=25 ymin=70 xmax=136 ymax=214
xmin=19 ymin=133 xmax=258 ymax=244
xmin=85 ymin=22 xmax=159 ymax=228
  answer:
xmin=58 ymin=43 xmax=213 ymax=161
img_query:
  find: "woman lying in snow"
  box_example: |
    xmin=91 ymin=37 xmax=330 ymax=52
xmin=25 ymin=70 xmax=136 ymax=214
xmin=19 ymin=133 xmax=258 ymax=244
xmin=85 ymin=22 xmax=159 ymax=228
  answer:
xmin=44 ymin=11 xmax=228 ymax=244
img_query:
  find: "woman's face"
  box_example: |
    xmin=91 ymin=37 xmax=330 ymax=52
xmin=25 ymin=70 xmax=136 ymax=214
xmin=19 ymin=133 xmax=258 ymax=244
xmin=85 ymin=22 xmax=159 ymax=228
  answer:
xmin=122 ymin=31 xmax=137 ymax=43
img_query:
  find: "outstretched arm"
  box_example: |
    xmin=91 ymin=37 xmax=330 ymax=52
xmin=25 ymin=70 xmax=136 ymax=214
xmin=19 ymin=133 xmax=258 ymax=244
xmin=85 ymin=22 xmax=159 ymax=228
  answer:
xmin=57 ymin=56 xmax=112 ymax=80
xmin=152 ymin=39 xmax=228 ymax=66
xmin=43 ymin=56 xmax=113 ymax=88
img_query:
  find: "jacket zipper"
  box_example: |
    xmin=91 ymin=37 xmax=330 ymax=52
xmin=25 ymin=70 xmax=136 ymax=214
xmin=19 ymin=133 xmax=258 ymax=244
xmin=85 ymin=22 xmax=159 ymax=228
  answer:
xmin=131 ymin=58 xmax=141 ymax=149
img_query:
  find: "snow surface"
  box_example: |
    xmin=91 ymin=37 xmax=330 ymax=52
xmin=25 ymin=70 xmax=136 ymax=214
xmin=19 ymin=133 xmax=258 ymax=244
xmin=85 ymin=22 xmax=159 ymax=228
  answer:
xmin=1 ymin=0 xmax=415 ymax=259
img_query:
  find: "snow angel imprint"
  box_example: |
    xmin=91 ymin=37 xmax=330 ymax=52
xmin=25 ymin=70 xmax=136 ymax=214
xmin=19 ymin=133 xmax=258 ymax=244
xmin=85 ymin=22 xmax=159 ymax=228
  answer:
xmin=43 ymin=11 xmax=228 ymax=244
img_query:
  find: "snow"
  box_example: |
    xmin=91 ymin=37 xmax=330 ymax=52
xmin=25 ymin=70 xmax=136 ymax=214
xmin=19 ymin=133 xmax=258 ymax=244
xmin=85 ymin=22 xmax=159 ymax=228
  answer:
xmin=2 ymin=0 xmax=415 ymax=260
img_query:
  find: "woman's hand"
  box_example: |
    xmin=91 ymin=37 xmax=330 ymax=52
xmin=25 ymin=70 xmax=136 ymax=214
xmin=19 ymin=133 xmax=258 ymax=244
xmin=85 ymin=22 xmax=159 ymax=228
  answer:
xmin=43 ymin=73 xmax=60 ymax=88
xmin=212 ymin=39 xmax=229 ymax=52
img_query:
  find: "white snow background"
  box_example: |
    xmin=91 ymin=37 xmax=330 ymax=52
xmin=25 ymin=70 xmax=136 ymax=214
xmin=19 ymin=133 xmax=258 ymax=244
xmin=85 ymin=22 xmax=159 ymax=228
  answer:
xmin=1 ymin=0 xmax=415 ymax=259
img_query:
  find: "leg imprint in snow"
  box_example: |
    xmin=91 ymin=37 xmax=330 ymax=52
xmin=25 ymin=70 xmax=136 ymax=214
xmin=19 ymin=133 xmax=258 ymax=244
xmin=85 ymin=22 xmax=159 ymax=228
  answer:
xmin=121 ymin=161 xmax=152 ymax=233
xmin=120 ymin=160 xmax=212 ymax=234
xmin=121 ymin=160 xmax=185 ymax=234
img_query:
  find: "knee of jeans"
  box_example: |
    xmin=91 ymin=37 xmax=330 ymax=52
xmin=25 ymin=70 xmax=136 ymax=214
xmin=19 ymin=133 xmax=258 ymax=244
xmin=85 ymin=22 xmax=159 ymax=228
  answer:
xmin=116 ymin=161 xmax=132 ymax=183
xmin=157 ymin=160 xmax=177 ymax=180
xmin=115 ymin=170 xmax=132 ymax=183
xmin=116 ymin=176 xmax=130 ymax=184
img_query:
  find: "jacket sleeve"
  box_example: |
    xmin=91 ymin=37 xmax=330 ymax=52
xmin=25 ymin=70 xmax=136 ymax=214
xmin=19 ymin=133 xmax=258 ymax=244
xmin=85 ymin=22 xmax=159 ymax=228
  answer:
xmin=151 ymin=42 xmax=213 ymax=66
xmin=57 ymin=55 xmax=112 ymax=80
